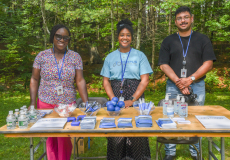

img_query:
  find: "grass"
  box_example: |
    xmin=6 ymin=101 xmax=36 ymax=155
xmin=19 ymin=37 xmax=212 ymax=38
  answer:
xmin=0 ymin=91 xmax=230 ymax=159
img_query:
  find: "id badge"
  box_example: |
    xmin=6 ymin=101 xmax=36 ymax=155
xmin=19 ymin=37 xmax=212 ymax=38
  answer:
xmin=119 ymin=96 xmax=124 ymax=101
xmin=181 ymin=68 xmax=187 ymax=78
xmin=56 ymin=86 xmax=63 ymax=95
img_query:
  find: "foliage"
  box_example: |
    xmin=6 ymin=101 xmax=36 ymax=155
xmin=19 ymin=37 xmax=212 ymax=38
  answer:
xmin=89 ymin=74 xmax=104 ymax=92
xmin=204 ymin=70 xmax=220 ymax=92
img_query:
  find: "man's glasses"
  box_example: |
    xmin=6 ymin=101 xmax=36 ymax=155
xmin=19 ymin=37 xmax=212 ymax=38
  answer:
xmin=176 ymin=16 xmax=191 ymax=22
xmin=54 ymin=34 xmax=70 ymax=42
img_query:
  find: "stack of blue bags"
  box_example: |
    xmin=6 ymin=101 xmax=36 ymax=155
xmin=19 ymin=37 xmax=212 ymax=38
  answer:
xmin=135 ymin=115 xmax=153 ymax=128
xmin=80 ymin=116 xmax=97 ymax=129
xmin=99 ymin=118 xmax=116 ymax=128
xmin=117 ymin=118 xmax=133 ymax=128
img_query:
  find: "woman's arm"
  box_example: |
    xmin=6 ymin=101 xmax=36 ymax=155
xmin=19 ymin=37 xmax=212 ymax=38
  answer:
xmin=75 ymin=69 xmax=88 ymax=102
xmin=124 ymin=74 xmax=150 ymax=108
xmin=103 ymin=77 xmax=115 ymax=100
xmin=30 ymin=68 xmax=40 ymax=107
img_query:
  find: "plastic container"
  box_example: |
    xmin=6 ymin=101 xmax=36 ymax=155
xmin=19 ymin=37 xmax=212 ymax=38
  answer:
xmin=6 ymin=111 xmax=16 ymax=130
xmin=133 ymin=101 xmax=155 ymax=115
xmin=179 ymin=96 xmax=188 ymax=118
xmin=54 ymin=104 xmax=76 ymax=117
xmin=29 ymin=105 xmax=37 ymax=123
xmin=79 ymin=101 xmax=101 ymax=116
xmin=163 ymin=93 xmax=171 ymax=115
xmin=102 ymin=103 xmax=124 ymax=116
xmin=167 ymin=100 xmax=174 ymax=118
xmin=18 ymin=111 xmax=28 ymax=129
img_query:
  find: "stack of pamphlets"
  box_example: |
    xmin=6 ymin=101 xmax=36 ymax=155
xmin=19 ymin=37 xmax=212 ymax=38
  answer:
xmin=196 ymin=116 xmax=230 ymax=129
xmin=99 ymin=118 xmax=116 ymax=128
xmin=80 ymin=116 xmax=96 ymax=129
xmin=117 ymin=118 xmax=133 ymax=128
xmin=30 ymin=118 xmax=67 ymax=130
xmin=135 ymin=115 xmax=152 ymax=128
xmin=156 ymin=118 xmax=177 ymax=129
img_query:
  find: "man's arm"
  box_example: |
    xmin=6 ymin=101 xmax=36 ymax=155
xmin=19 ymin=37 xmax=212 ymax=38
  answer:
xmin=160 ymin=64 xmax=190 ymax=94
xmin=176 ymin=60 xmax=213 ymax=89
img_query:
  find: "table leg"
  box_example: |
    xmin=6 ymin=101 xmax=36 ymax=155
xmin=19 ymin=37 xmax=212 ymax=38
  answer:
xmin=208 ymin=137 xmax=212 ymax=160
xmin=221 ymin=137 xmax=225 ymax=160
xmin=43 ymin=138 xmax=47 ymax=160
xmin=30 ymin=137 xmax=34 ymax=160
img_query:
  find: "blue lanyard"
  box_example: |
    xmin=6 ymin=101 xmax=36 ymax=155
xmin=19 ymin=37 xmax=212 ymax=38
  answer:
xmin=53 ymin=48 xmax=66 ymax=80
xmin=177 ymin=30 xmax=192 ymax=59
xmin=119 ymin=48 xmax=132 ymax=84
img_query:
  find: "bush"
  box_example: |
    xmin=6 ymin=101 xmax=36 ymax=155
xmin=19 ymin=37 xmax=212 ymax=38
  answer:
xmin=205 ymin=70 xmax=220 ymax=92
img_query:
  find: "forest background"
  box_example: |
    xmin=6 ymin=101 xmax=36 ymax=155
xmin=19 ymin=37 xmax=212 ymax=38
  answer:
xmin=0 ymin=0 xmax=229 ymax=93
xmin=0 ymin=0 xmax=230 ymax=159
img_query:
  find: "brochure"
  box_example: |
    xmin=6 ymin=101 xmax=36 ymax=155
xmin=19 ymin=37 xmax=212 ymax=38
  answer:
xmin=30 ymin=118 xmax=67 ymax=130
xmin=196 ymin=115 xmax=230 ymax=129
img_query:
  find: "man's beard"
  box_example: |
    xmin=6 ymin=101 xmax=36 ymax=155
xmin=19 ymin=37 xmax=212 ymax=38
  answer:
xmin=178 ymin=22 xmax=192 ymax=32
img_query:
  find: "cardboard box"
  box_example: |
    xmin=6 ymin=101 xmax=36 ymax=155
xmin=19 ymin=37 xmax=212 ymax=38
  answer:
xmin=71 ymin=137 xmax=94 ymax=155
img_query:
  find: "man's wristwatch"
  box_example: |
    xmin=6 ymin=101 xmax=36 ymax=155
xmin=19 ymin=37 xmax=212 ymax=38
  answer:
xmin=190 ymin=76 xmax=195 ymax=81
xmin=129 ymin=96 xmax=136 ymax=102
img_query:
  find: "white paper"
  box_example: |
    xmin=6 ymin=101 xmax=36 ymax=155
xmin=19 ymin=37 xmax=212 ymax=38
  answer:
xmin=30 ymin=118 xmax=67 ymax=130
xmin=196 ymin=115 xmax=230 ymax=129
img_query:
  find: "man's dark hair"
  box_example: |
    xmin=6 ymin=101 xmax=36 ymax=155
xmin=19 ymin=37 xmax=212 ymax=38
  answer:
xmin=49 ymin=24 xmax=71 ymax=43
xmin=175 ymin=6 xmax=192 ymax=17
xmin=116 ymin=19 xmax=133 ymax=38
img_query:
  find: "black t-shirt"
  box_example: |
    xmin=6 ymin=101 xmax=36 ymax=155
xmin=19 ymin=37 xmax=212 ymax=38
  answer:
xmin=158 ymin=31 xmax=216 ymax=80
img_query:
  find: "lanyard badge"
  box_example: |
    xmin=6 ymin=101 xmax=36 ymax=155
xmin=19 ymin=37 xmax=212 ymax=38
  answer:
xmin=178 ymin=30 xmax=192 ymax=78
xmin=119 ymin=48 xmax=132 ymax=101
xmin=54 ymin=48 xmax=66 ymax=95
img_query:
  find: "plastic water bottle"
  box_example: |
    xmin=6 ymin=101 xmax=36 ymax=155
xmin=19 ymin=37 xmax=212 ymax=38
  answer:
xmin=179 ymin=97 xmax=188 ymax=117
xmin=167 ymin=100 xmax=174 ymax=118
xmin=29 ymin=105 xmax=37 ymax=123
xmin=174 ymin=94 xmax=182 ymax=114
xmin=20 ymin=105 xmax=27 ymax=110
xmin=24 ymin=108 xmax=30 ymax=123
xmin=6 ymin=111 xmax=16 ymax=130
xmin=18 ymin=111 xmax=28 ymax=129
xmin=163 ymin=93 xmax=171 ymax=115
xmin=14 ymin=109 xmax=20 ymax=126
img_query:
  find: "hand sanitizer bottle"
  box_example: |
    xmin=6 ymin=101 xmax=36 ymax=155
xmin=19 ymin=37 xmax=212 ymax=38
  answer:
xmin=14 ymin=109 xmax=20 ymax=126
xmin=179 ymin=96 xmax=188 ymax=117
xmin=29 ymin=105 xmax=37 ymax=123
xmin=18 ymin=111 xmax=28 ymax=129
xmin=6 ymin=111 xmax=16 ymax=130
xmin=174 ymin=94 xmax=182 ymax=115
xmin=163 ymin=93 xmax=171 ymax=115
xmin=167 ymin=100 xmax=174 ymax=118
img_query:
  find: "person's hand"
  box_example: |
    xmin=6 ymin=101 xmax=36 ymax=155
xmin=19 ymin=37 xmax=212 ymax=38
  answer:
xmin=124 ymin=100 xmax=133 ymax=108
xmin=180 ymin=87 xmax=190 ymax=95
xmin=176 ymin=78 xmax=193 ymax=90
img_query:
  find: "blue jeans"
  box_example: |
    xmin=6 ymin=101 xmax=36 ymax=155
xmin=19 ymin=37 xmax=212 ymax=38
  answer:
xmin=164 ymin=79 xmax=205 ymax=156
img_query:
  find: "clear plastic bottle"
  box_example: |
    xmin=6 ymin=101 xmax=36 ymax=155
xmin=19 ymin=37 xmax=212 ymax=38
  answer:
xmin=6 ymin=111 xmax=16 ymax=130
xmin=14 ymin=109 xmax=20 ymax=126
xmin=179 ymin=97 xmax=188 ymax=117
xmin=167 ymin=100 xmax=174 ymax=118
xmin=18 ymin=111 xmax=28 ymax=129
xmin=23 ymin=108 xmax=30 ymax=123
xmin=29 ymin=105 xmax=37 ymax=123
xmin=174 ymin=94 xmax=182 ymax=115
xmin=163 ymin=93 xmax=171 ymax=115
xmin=20 ymin=105 xmax=27 ymax=110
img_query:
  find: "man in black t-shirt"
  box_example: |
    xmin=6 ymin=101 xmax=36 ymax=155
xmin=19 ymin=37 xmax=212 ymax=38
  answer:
xmin=158 ymin=6 xmax=216 ymax=160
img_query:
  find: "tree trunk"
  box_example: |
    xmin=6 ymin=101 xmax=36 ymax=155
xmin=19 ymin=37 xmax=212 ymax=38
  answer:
xmin=136 ymin=0 xmax=142 ymax=50
xmin=40 ymin=0 xmax=50 ymax=49
xmin=168 ymin=7 xmax=172 ymax=35
xmin=89 ymin=43 xmax=102 ymax=65
xmin=150 ymin=0 xmax=155 ymax=71
xmin=111 ymin=0 xmax=115 ymax=50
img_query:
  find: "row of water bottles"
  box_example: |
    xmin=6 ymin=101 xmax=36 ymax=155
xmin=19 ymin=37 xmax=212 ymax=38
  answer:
xmin=6 ymin=105 xmax=37 ymax=130
xmin=163 ymin=93 xmax=188 ymax=118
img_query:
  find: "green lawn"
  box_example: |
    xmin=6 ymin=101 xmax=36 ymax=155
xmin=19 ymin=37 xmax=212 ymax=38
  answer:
xmin=0 ymin=91 xmax=230 ymax=160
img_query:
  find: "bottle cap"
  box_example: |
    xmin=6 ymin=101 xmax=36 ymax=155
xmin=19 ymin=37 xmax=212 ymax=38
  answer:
xmin=30 ymin=105 xmax=34 ymax=109
xmin=15 ymin=109 xmax=19 ymax=112
xmin=9 ymin=110 xmax=13 ymax=114
xmin=165 ymin=93 xmax=171 ymax=100
xmin=181 ymin=96 xmax=185 ymax=103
